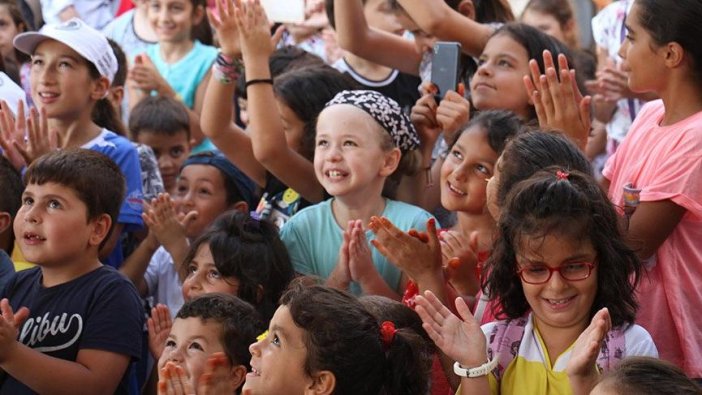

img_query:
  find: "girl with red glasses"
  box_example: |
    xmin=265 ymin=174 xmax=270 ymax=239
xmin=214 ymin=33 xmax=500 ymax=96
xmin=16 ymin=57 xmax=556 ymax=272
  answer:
xmin=416 ymin=167 xmax=657 ymax=395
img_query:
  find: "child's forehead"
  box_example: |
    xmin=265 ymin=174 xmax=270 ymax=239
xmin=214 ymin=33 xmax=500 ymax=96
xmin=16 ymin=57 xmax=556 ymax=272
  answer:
xmin=516 ymin=231 xmax=595 ymax=260
xmin=317 ymin=105 xmax=384 ymax=137
xmin=173 ymin=316 xmax=224 ymax=336
xmin=33 ymin=39 xmax=83 ymax=60
xmin=25 ymin=181 xmax=83 ymax=200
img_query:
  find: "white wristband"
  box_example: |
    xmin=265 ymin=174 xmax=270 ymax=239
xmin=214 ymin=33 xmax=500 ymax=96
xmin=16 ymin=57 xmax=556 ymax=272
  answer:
xmin=453 ymin=357 xmax=498 ymax=378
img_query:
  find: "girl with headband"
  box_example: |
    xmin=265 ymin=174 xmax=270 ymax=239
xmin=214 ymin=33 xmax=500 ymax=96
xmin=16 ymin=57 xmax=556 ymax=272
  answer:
xmin=280 ymin=89 xmax=435 ymax=298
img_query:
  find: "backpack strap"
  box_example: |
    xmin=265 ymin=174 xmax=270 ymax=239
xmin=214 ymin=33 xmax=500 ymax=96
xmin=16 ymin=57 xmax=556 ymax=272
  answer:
xmin=596 ymin=325 xmax=627 ymax=372
xmin=486 ymin=315 xmax=529 ymax=380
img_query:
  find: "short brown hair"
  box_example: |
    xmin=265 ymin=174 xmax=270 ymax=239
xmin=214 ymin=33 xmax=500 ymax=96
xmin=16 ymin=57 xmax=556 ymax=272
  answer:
xmin=24 ymin=149 xmax=125 ymax=237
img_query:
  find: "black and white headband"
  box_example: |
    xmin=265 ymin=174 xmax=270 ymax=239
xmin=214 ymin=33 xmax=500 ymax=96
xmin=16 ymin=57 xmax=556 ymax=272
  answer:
xmin=325 ymin=90 xmax=420 ymax=152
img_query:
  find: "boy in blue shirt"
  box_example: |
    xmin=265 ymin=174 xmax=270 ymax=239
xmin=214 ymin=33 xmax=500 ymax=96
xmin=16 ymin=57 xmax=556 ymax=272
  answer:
xmin=0 ymin=148 xmax=144 ymax=394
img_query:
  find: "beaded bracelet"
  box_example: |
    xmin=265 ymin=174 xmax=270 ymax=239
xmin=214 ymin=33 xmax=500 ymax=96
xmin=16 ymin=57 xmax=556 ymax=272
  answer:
xmin=212 ymin=52 xmax=242 ymax=84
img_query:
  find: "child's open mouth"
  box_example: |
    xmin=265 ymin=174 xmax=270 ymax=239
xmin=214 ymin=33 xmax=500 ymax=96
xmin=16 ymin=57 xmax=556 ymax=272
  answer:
xmin=23 ymin=232 xmax=46 ymax=243
xmin=326 ymin=170 xmax=348 ymax=179
xmin=545 ymin=296 xmax=576 ymax=309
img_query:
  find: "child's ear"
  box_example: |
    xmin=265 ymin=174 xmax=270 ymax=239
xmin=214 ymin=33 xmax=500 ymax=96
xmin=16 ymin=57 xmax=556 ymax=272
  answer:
xmin=456 ymin=0 xmax=476 ymax=21
xmin=379 ymin=147 xmax=401 ymax=177
xmin=192 ymin=4 xmax=206 ymax=26
xmin=304 ymin=370 xmax=335 ymax=395
xmin=89 ymin=213 xmax=112 ymax=247
xmin=229 ymin=201 xmax=249 ymax=214
xmin=0 ymin=212 xmax=12 ymax=234
xmin=663 ymin=41 xmax=686 ymax=69
xmin=229 ymin=364 xmax=247 ymax=390
xmin=90 ymin=76 xmax=111 ymax=101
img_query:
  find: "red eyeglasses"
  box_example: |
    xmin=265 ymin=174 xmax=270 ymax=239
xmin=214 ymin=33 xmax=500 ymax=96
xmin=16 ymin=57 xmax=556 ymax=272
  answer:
xmin=517 ymin=262 xmax=596 ymax=285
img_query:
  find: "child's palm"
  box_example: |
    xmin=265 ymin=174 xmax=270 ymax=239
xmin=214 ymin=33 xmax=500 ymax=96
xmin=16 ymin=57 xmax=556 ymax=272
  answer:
xmin=208 ymin=0 xmax=242 ymax=57
xmin=416 ymin=292 xmax=486 ymax=366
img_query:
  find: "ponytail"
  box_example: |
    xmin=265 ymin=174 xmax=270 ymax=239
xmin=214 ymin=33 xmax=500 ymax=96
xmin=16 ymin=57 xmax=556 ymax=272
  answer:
xmin=383 ymin=328 xmax=433 ymax=395
xmin=92 ymin=97 xmax=127 ymax=136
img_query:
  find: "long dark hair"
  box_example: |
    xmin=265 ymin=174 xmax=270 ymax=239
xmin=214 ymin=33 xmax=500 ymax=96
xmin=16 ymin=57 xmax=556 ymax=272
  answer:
xmin=485 ymin=167 xmax=642 ymax=327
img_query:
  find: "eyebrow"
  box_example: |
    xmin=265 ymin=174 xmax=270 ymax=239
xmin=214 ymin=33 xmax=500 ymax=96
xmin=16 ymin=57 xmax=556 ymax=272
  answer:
xmin=521 ymin=253 xmax=594 ymax=264
xmin=32 ymin=52 xmax=82 ymax=63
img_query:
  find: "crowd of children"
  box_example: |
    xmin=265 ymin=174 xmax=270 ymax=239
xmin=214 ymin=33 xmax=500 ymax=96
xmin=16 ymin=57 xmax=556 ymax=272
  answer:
xmin=0 ymin=0 xmax=701 ymax=394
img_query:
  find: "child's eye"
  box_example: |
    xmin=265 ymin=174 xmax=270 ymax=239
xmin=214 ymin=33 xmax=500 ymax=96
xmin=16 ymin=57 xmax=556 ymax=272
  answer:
xmin=58 ymin=61 xmax=72 ymax=69
xmin=498 ymin=59 xmax=512 ymax=68
xmin=271 ymin=333 xmax=281 ymax=346
xmin=524 ymin=265 xmax=548 ymax=275
xmin=48 ymin=200 xmax=62 ymax=209
xmin=186 ymin=264 xmax=197 ymax=275
xmin=477 ymin=57 xmax=488 ymax=67
xmin=475 ymin=164 xmax=490 ymax=176
xmin=169 ymin=147 xmax=184 ymax=158
xmin=30 ymin=58 xmax=43 ymax=67
xmin=198 ymin=188 xmax=212 ymax=196
xmin=342 ymin=140 xmax=357 ymax=147
xmin=450 ymin=150 xmax=463 ymax=161
xmin=165 ymin=339 xmax=176 ymax=348
xmin=562 ymin=262 xmax=589 ymax=273
xmin=316 ymin=139 xmax=328 ymax=147
xmin=175 ymin=185 xmax=188 ymax=196
xmin=22 ymin=197 xmax=34 ymax=206
xmin=207 ymin=270 xmax=221 ymax=280
xmin=189 ymin=341 xmax=204 ymax=351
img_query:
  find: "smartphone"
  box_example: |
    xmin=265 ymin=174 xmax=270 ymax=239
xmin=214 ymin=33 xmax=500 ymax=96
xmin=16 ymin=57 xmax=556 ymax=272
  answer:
xmin=430 ymin=42 xmax=462 ymax=101
xmin=260 ymin=0 xmax=305 ymax=23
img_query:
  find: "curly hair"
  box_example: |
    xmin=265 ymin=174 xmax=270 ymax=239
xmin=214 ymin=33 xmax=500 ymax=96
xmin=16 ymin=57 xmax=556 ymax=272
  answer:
xmin=183 ymin=211 xmax=294 ymax=321
xmin=485 ymin=167 xmax=642 ymax=327
xmin=280 ymin=281 xmax=430 ymax=395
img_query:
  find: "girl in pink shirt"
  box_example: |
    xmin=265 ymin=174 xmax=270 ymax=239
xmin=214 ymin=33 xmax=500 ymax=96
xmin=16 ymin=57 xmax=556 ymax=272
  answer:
xmin=601 ymin=0 xmax=702 ymax=378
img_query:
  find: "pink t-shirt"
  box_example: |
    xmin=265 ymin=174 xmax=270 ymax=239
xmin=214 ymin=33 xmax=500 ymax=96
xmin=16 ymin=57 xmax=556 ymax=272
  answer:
xmin=603 ymin=100 xmax=702 ymax=377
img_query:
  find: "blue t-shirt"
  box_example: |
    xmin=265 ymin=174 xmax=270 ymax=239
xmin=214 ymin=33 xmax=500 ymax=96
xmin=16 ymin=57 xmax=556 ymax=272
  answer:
xmin=0 ymin=250 xmax=15 ymax=292
xmin=146 ymin=40 xmax=217 ymax=109
xmin=280 ymin=198 xmax=435 ymax=294
xmin=0 ymin=265 xmax=144 ymax=394
xmin=83 ymin=129 xmax=144 ymax=268
xmin=146 ymin=41 xmax=217 ymax=153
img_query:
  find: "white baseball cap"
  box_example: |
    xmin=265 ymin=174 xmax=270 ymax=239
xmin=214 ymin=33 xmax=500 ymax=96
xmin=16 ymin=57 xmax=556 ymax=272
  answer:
xmin=13 ymin=18 xmax=118 ymax=84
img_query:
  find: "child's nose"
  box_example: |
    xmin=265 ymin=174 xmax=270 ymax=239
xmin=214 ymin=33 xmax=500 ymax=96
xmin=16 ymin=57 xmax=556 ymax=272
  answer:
xmin=249 ymin=340 xmax=261 ymax=356
xmin=546 ymin=270 xmax=569 ymax=290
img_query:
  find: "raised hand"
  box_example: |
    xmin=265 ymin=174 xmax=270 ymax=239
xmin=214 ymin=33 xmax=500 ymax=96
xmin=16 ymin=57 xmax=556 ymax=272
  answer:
xmin=440 ymin=229 xmax=480 ymax=295
xmin=327 ymin=221 xmax=352 ymax=290
xmin=435 ymin=87 xmax=470 ymax=142
xmin=369 ymin=216 xmax=442 ymax=283
xmin=147 ymin=303 xmax=173 ymax=359
xmin=196 ymin=352 xmax=239 ymax=394
xmin=143 ymin=193 xmax=197 ymax=252
xmin=347 ymin=219 xmax=376 ymax=284
xmin=208 ymin=0 xmax=242 ymax=57
xmin=0 ymin=101 xmax=60 ymax=168
xmin=0 ymin=99 xmax=29 ymax=170
xmin=411 ymin=92 xmax=442 ymax=150
xmin=567 ymin=308 xmax=611 ymax=379
xmin=129 ymin=54 xmax=174 ymax=97
xmin=158 ymin=362 xmax=195 ymax=395
xmin=0 ymin=298 xmax=30 ymax=363
xmin=523 ymin=50 xmax=591 ymax=150
xmin=415 ymin=290 xmax=487 ymax=367
xmin=235 ymin=0 xmax=276 ymax=62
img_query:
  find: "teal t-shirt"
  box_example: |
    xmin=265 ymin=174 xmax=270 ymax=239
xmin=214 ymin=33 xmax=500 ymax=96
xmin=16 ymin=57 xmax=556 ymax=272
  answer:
xmin=280 ymin=198 xmax=435 ymax=295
